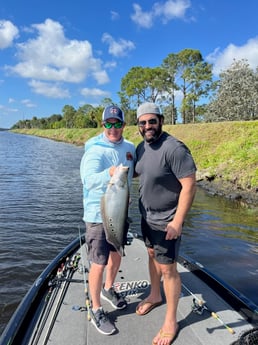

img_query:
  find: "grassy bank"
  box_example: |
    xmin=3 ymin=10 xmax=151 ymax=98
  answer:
xmin=12 ymin=121 xmax=258 ymax=196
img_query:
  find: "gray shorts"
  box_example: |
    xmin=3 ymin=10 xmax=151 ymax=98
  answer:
xmin=85 ymin=222 xmax=116 ymax=265
xmin=141 ymin=217 xmax=181 ymax=264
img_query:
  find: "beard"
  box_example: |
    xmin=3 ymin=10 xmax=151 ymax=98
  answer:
xmin=140 ymin=125 xmax=162 ymax=143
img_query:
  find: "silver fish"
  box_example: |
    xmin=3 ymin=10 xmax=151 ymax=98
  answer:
xmin=101 ymin=165 xmax=129 ymax=256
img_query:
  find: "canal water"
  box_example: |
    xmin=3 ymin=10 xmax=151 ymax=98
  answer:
xmin=0 ymin=131 xmax=257 ymax=335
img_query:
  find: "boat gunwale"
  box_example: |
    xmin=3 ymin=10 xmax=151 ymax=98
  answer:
xmin=0 ymin=236 xmax=84 ymax=345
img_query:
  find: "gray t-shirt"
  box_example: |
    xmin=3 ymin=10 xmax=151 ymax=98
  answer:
xmin=135 ymin=131 xmax=196 ymax=230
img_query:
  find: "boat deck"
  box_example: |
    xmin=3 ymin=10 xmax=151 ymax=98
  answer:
xmin=35 ymin=238 xmax=253 ymax=345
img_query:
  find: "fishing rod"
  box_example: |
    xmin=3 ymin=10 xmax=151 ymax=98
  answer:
xmin=31 ymin=261 xmax=67 ymax=344
xmin=42 ymin=253 xmax=81 ymax=345
xmin=79 ymin=226 xmax=91 ymax=322
xmin=181 ymin=282 xmax=235 ymax=335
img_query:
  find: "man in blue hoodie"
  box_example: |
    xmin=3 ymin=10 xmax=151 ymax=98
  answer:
xmin=80 ymin=105 xmax=135 ymax=335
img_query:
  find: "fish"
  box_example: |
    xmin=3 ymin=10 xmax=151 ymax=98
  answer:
xmin=101 ymin=164 xmax=129 ymax=256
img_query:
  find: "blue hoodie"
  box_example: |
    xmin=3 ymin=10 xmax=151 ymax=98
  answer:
xmin=80 ymin=133 xmax=135 ymax=223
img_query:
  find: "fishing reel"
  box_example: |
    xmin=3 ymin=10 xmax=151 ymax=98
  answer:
xmin=191 ymin=298 xmax=205 ymax=315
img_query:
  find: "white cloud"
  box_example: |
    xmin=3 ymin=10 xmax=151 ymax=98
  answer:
xmin=102 ymin=33 xmax=135 ymax=57
xmin=0 ymin=104 xmax=18 ymax=113
xmin=131 ymin=0 xmax=191 ymax=28
xmin=0 ymin=20 xmax=19 ymax=49
xmin=21 ymin=99 xmax=36 ymax=108
xmin=131 ymin=4 xmax=154 ymax=28
xmin=110 ymin=11 xmax=119 ymax=21
xmin=153 ymin=0 xmax=191 ymax=23
xmin=206 ymin=36 xmax=258 ymax=76
xmin=80 ymin=87 xmax=110 ymax=98
xmin=28 ymin=80 xmax=70 ymax=98
xmin=104 ymin=61 xmax=117 ymax=69
xmin=91 ymin=70 xmax=110 ymax=84
xmin=5 ymin=18 xmax=108 ymax=85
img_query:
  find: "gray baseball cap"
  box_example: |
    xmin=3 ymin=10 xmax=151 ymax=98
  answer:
xmin=137 ymin=102 xmax=162 ymax=119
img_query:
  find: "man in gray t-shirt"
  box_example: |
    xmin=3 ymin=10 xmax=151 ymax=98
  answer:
xmin=135 ymin=102 xmax=196 ymax=345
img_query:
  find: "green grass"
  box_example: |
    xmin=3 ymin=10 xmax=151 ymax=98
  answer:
xmin=12 ymin=120 xmax=258 ymax=190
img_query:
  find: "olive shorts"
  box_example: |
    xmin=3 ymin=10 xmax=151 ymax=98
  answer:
xmin=85 ymin=222 xmax=116 ymax=265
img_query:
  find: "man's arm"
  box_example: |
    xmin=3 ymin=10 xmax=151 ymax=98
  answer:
xmin=165 ymin=173 xmax=196 ymax=240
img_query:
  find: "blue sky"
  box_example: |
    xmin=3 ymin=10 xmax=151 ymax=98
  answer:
xmin=0 ymin=0 xmax=258 ymax=128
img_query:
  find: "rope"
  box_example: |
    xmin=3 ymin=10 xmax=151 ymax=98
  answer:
xmin=231 ymin=327 xmax=258 ymax=345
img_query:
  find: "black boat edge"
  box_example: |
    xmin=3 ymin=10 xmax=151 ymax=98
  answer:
xmin=0 ymin=236 xmax=85 ymax=345
xmin=1 ymin=235 xmax=257 ymax=345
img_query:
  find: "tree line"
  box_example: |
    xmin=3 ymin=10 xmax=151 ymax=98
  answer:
xmin=12 ymin=49 xmax=258 ymax=129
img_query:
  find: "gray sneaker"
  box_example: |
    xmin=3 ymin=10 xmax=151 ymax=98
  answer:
xmin=90 ymin=307 xmax=116 ymax=335
xmin=101 ymin=286 xmax=127 ymax=310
